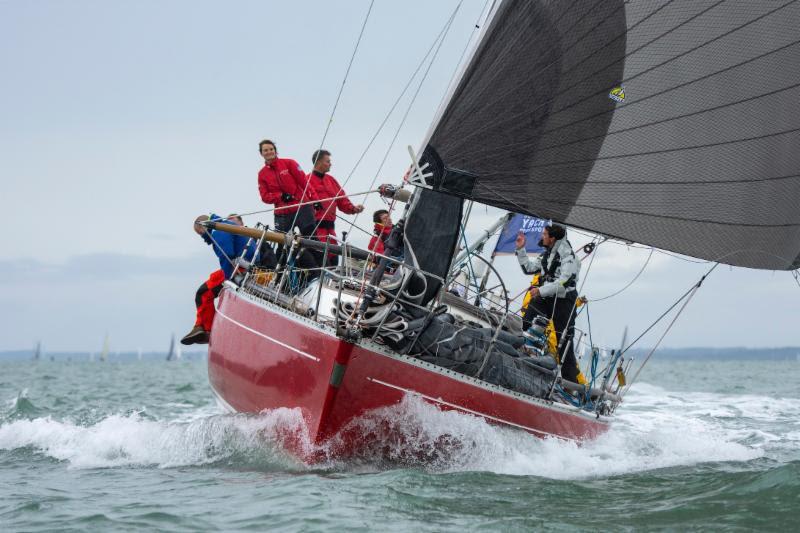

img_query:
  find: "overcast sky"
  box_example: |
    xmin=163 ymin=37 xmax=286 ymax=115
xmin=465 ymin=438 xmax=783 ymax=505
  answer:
xmin=1 ymin=0 xmax=798 ymax=353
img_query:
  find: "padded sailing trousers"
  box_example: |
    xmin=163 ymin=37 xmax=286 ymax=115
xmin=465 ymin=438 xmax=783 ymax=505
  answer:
xmin=522 ymin=292 xmax=579 ymax=383
xmin=194 ymin=269 xmax=226 ymax=331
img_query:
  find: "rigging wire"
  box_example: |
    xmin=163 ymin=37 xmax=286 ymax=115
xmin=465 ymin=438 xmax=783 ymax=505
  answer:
xmin=234 ymin=189 xmax=379 ymax=219
xmin=302 ymin=2 xmax=464 ymax=242
xmin=317 ymin=0 xmax=375 ymax=152
xmin=588 ymin=247 xmax=654 ymax=302
xmin=289 ymin=0 xmax=375 ymax=231
xmin=620 ymin=262 xmax=720 ymax=358
xmin=345 ymin=1 xmax=464 ymax=233
xmin=621 ymin=263 xmax=719 ymax=398
xmin=432 ymin=0 xmax=493 ymax=119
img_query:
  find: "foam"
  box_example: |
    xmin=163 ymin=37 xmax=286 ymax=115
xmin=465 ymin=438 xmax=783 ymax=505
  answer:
xmin=2 ymin=381 xmax=792 ymax=476
xmin=0 ymin=408 xmax=309 ymax=470
xmin=320 ymin=394 xmax=763 ymax=478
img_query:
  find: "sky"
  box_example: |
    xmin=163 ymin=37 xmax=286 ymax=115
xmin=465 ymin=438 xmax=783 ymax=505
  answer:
xmin=1 ymin=0 xmax=798 ymax=353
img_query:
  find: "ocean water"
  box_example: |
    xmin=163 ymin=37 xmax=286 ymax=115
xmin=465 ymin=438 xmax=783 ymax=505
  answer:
xmin=1 ymin=358 xmax=798 ymax=532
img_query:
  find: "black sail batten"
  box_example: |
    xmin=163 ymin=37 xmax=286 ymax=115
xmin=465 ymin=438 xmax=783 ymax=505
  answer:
xmin=414 ymin=0 xmax=800 ymax=270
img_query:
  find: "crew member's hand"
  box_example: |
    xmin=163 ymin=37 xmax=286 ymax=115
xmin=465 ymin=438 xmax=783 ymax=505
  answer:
xmin=281 ymin=192 xmax=294 ymax=202
xmin=354 ymin=204 xmax=365 ymax=213
xmin=313 ymin=202 xmax=323 ymax=211
xmin=515 ymin=231 xmax=526 ymax=249
xmin=529 ymin=287 xmax=540 ymax=298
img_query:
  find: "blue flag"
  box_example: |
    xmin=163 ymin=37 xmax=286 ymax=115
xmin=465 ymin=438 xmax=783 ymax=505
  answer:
xmin=493 ymin=214 xmax=549 ymax=255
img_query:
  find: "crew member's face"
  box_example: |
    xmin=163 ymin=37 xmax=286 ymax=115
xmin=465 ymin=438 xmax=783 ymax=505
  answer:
xmin=541 ymin=229 xmax=555 ymax=248
xmin=380 ymin=213 xmax=392 ymax=226
xmin=260 ymin=143 xmax=277 ymax=163
xmin=315 ymin=154 xmax=332 ymax=173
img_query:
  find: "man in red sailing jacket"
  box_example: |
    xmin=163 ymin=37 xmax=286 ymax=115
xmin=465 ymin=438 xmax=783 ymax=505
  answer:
xmin=257 ymin=139 xmax=318 ymax=235
xmin=307 ymin=149 xmax=364 ymax=257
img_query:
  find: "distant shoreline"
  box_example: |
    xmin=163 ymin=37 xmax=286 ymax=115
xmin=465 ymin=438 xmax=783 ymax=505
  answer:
xmin=0 ymin=350 xmax=208 ymax=362
xmin=2 ymin=347 xmax=799 ymax=362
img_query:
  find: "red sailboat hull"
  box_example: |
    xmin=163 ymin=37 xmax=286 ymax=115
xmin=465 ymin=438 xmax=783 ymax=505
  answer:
xmin=208 ymin=288 xmax=609 ymax=461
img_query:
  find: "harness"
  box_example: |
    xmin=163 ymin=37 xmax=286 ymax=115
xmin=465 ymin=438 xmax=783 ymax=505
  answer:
xmin=540 ymin=241 xmax=577 ymax=290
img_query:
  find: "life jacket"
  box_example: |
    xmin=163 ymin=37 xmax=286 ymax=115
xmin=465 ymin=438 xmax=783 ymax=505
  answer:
xmin=540 ymin=240 xmax=577 ymax=289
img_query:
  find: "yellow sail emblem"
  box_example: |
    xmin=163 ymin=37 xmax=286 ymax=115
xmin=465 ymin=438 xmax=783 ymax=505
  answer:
xmin=609 ymin=85 xmax=626 ymax=102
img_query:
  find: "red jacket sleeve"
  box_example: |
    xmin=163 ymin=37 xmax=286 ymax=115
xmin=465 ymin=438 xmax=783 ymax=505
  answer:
xmin=258 ymin=168 xmax=282 ymax=205
xmin=330 ymin=176 xmax=358 ymax=214
xmin=288 ymin=159 xmax=317 ymax=201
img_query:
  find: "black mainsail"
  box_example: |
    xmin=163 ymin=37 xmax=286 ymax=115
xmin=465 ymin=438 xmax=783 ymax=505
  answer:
xmin=412 ymin=0 xmax=800 ymax=270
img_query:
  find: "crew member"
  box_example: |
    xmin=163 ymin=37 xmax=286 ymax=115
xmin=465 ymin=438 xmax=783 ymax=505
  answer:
xmin=515 ymin=224 xmax=582 ymax=382
xmin=257 ymin=139 xmax=317 ymax=235
xmin=368 ymin=209 xmax=392 ymax=256
xmin=307 ymin=149 xmax=364 ymax=261
xmin=181 ymin=214 xmax=255 ymax=345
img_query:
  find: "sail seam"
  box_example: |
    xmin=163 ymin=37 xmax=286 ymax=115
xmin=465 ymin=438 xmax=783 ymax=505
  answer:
xmin=526 ymin=126 xmax=800 ymax=168
xmin=476 ymin=183 xmax=800 ymax=230
xmin=511 ymin=43 xmax=800 ymax=155
xmin=499 ymin=172 xmax=800 ymax=187
xmin=453 ymin=0 xmax=794 ymax=150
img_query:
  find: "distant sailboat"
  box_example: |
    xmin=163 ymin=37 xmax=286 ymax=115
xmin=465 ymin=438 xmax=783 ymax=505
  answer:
xmin=137 ymin=347 xmax=143 ymax=361
xmin=32 ymin=341 xmax=42 ymax=361
xmin=100 ymin=334 xmax=109 ymax=362
xmin=166 ymin=334 xmax=181 ymax=361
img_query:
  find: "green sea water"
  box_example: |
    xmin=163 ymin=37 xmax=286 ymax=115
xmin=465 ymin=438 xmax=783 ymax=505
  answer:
xmin=1 ymin=358 xmax=798 ymax=532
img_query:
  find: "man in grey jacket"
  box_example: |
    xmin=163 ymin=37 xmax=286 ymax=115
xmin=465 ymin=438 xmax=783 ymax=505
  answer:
xmin=515 ymin=224 xmax=581 ymax=382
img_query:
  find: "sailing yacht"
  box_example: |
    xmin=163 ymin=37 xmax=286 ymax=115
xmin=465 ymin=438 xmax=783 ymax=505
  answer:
xmin=201 ymin=1 xmax=800 ymax=461
xmin=99 ymin=334 xmax=109 ymax=362
xmin=166 ymin=334 xmax=183 ymax=361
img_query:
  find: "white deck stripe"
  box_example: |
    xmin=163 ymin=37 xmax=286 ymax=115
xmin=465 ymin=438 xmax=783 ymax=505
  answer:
xmin=366 ymin=377 xmax=577 ymax=441
xmin=216 ymin=307 xmax=320 ymax=362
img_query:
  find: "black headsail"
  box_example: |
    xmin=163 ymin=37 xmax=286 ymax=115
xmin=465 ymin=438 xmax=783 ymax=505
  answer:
xmin=410 ymin=0 xmax=800 ymax=271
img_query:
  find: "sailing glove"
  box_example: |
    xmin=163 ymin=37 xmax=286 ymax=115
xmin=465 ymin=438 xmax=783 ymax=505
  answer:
xmin=281 ymin=192 xmax=294 ymax=202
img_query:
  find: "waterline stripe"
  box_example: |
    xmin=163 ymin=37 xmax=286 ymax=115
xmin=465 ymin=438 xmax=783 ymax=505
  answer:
xmin=366 ymin=377 xmax=576 ymax=441
xmin=215 ymin=308 xmax=320 ymax=362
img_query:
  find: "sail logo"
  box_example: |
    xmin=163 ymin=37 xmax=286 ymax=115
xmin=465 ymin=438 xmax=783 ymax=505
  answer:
xmin=609 ymin=85 xmax=626 ymax=102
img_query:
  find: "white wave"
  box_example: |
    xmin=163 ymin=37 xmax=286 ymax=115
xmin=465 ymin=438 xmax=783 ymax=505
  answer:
xmin=319 ymin=395 xmax=762 ymax=479
xmin=3 ymin=380 xmax=793 ymax=477
xmin=4 ymin=389 xmax=28 ymax=410
xmin=0 ymin=409 xmax=310 ymax=470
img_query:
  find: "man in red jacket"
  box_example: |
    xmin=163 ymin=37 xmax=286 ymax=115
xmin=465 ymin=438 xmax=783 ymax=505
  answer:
xmin=307 ymin=149 xmax=364 ymax=260
xmin=257 ymin=139 xmax=317 ymax=235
